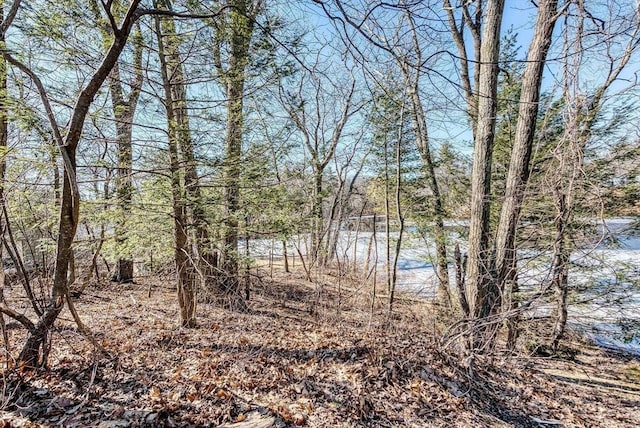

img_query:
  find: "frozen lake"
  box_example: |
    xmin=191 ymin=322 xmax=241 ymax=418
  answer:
xmin=245 ymin=218 xmax=640 ymax=355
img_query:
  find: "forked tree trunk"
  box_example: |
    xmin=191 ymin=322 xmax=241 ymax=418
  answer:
xmin=466 ymin=0 xmax=504 ymax=350
xmin=155 ymin=0 xmax=217 ymax=298
xmin=160 ymin=0 xmax=215 ymax=278
xmin=8 ymin=0 xmax=142 ymax=366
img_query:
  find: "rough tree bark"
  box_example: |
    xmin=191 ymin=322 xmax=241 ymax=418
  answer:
xmin=0 ymin=1 xmax=7 ymax=358
xmin=155 ymin=0 xmax=217 ymax=305
xmin=0 ymin=0 xmax=143 ymax=367
xmin=154 ymin=2 xmax=198 ymax=327
xmin=105 ymin=21 xmax=143 ymax=284
xmin=214 ymin=0 xmax=261 ymax=308
xmin=466 ymin=0 xmax=504 ymax=330
xmin=491 ymin=0 xmax=561 ymax=346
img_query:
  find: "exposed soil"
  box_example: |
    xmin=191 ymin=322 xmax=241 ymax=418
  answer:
xmin=1 ymin=268 xmax=639 ymax=427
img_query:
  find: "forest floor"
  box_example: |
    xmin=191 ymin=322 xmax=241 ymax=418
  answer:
xmin=1 ymin=267 xmax=640 ymax=427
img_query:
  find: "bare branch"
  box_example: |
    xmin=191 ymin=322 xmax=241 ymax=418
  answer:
xmin=0 ymin=0 xmax=22 ymax=35
xmin=0 ymin=304 xmax=35 ymax=332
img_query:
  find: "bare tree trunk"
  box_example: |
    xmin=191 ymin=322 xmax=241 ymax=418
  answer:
xmin=494 ymin=0 xmax=560 ymax=316
xmin=352 ymin=203 xmax=366 ymax=274
xmin=388 ymin=108 xmax=406 ymax=315
xmin=2 ymin=204 xmax=40 ymax=315
xmin=155 ymin=0 xmax=217 ymax=296
xmin=0 ymin=13 xmax=8 ymax=363
xmin=154 ymin=6 xmax=197 ymax=326
xmin=454 ymin=244 xmax=469 ymax=317
xmin=6 ymin=0 xmax=142 ymax=366
xmin=110 ymin=74 xmax=137 ymax=284
xmin=91 ymin=1 xmax=145 ymax=284
xmin=384 ymin=143 xmax=391 ymax=295
xmin=169 ymin=107 xmax=196 ymax=328
xmin=466 ymin=0 xmax=504 ymax=309
xmin=282 ymin=240 xmax=289 ymax=273
xmin=324 ymin=168 xmax=346 ymax=265
xmin=550 ymin=188 xmax=569 ymax=351
xmin=402 ymin=10 xmax=450 ymax=305
xmin=443 ymin=0 xmax=481 ymax=131
xmin=466 ymin=0 xmax=504 ymax=350
xmin=505 ymin=252 xmax=520 ymax=351
xmin=216 ymin=0 xmax=258 ymax=309
xmin=369 ymin=213 xmax=378 ymax=320
xmin=18 ymin=148 xmax=77 ymax=366
xmin=311 ymin=170 xmax=324 ymax=265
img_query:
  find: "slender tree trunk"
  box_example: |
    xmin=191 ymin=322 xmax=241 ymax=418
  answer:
xmin=325 ymin=170 xmax=348 ymax=265
xmin=409 ymin=90 xmax=450 ymax=305
xmin=402 ymin=11 xmax=451 ymax=305
xmin=466 ymin=0 xmax=504 ymax=319
xmin=505 ymin=251 xmax=520 ymax=351
xmin=94 ymin=7 xmax=144 ymax=285
xmin=454 ymin=244 xmax=469 ymax=317
xmin=548 ymin=0 xmax=639 ymax=350
xmin=384 ymin=145 xmax=391 ymax=295
xmin=10 ymin=0 xmax=142 ymax=366
xmin=217 ymin=0 xmax=256 ymax=309
xmin=311 ymin=169 xmax=324 ymax=265
xmin=18 ymin=149 xmax=77 ymax=366
xmin=282 ymin=240 xmax=289 ymax=273
xmin=494 ymin=0 xmax=560 ymax=313
xmin=369 ymin=213 xmax=378 ymax=319
xmin=389 ymin=111 xmax=406 ymax=315
xmin=550 ymin=187 xmax=569 ymax=351
xmin=0 ymin=10 xmax=7 ymax=361
xmin=154 ymin=7 xmax=197 ymax=326
xmin=352 ymin=203 xmax=366 ymax=274
xmin=170 ymin=152 xmax=196 ymax=328
xmin=155 ymin=0 xmax=216 ymax=293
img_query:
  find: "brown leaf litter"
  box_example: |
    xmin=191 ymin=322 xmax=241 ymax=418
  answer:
xmin=1 ymin=269 xmax=639 ymax=427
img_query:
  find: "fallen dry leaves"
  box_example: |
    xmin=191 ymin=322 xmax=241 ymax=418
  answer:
xmin=0 ymin=269 xmax=638 ymax=427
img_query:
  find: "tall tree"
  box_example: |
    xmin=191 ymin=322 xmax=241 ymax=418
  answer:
xmin=213 ymin=0 xmax=262 ymax=306
xmin=0 ymin=0 xmax=144 ymax=367
xmin=0 ymin=0 xmax=8 ymax=356
xmin=549 ymin=0 xmax=639 ymax=350
xmin=488 ymin=0 xmax=562 ymax=347
xmin=279 ymin=63 xmax=359 ymax=267
xmin=90 ymin=1 xmax=145 ymax=284
xmin=154 ymin=0 xmax=199 ymax=326
xmin=465 ymin=0 xmax=504 ymax=330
